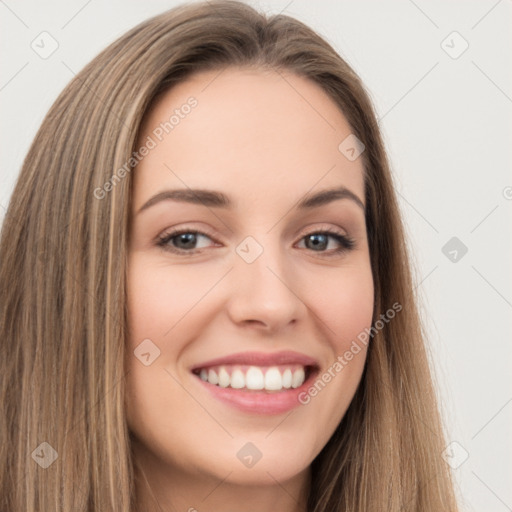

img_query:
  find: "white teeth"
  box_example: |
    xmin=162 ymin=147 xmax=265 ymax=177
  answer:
xmin=291 ymin=368 xmax=305 ymax=388
xmin=208 ymin=368 xmax=219 ymax=385
xmin=230 ymin=369 xmax=245 ymax=389
xmin=264 ymin=367 xmax=283 ymax=390
xmin=245 ymin=366 xmax=264 ymax=390
xmin=218 ymin=366 xmax=230 ymax=387
xmin=196 ymin=364 xmax=308 ymax=391
xmin=282 ymin=368 xmax=292 ymax=388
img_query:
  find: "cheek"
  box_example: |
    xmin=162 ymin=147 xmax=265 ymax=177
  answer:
xmin=306 ymin=261 xmax=374 ymax=350
xmin=126 ymin=256 xmax=210 ymax=347
xmin=298 ymin=260 xmax=373 ymax=419
xmin=124 ymin=256 xmax=222 ymax=431
xmin=124 ymin=258 xmax=198 ymax=453
xmin=313 ymin=258 xmax=374 ymax=456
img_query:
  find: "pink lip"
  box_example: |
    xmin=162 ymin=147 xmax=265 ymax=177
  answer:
xmin=194 ymin=375 xmax=318 ymax=414
xmin=189 ymin=350 xmax=319 ymax=371
xmin=189 ymin=350 xmax=320 ymax=415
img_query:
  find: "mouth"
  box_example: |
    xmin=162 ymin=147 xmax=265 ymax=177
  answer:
xmin=189 ymin=351 xmax=320 ymax=414
xmin=192 ymin=364 xmax=317 ymax=392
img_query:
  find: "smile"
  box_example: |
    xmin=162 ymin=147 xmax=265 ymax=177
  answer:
xmin=189 ymin=351 xmax=320 ymax=414
xmin=192 ymin=364 xmax=312 ymax=391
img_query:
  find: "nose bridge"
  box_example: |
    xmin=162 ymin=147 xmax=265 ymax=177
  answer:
xmin=226 ymin=232 xmax=305 ymax=328
xmin=235 ymin=233 xmax=288 ymax=288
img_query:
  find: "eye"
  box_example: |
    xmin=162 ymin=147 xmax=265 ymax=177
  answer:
xmin=156 ymin=229 xmax=217 ymax=253
xmin=156 ymin=226 xmax=355 ymax=256
xmin=296 ymin=229 xmax=355 ymax=256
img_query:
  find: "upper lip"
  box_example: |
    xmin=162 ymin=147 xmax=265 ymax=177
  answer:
xmin=190 ymin=350 xmax=319 ymax=371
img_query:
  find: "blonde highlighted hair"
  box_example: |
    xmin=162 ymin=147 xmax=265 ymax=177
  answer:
xmin=0 ymin=1 xmax=458 ymax=510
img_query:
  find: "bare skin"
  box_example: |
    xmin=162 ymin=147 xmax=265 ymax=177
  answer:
xmin=125 ymin=67 xmax=374 ymax=512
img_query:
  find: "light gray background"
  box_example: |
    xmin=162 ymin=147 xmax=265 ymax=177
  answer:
xmin=1 ymin=1 xmax=511 ymax=510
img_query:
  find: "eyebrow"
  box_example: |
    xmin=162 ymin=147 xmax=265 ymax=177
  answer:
xmin=136 ymin=185 xmax=365 ymax=214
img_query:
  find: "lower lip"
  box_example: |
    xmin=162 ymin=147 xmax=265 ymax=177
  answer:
xmin=193 ymin=371 xmax=317 ymax=414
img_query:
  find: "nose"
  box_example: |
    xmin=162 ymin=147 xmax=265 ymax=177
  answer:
xmin=225 ymin=238 xmax=307 ymax=332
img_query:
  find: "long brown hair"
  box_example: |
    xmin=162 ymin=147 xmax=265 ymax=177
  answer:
xmin=0 ymin=1 xmax=459 ymax=510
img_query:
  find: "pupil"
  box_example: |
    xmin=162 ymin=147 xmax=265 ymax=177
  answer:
xmin=176 ymin=233 xmax=196 ymax=248
xmin=308 ymin=234 xmax=327 ymax=251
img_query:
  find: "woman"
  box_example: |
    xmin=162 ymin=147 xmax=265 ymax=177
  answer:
xmin=0 ymin=1 xmax=459 ymax=510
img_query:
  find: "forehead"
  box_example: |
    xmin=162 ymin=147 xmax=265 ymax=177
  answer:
xmin=133 ymin=67 xmax=365 ymax=209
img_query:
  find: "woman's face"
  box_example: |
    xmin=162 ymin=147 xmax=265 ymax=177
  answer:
xmin=126 ymin=67 xmax=374 ymax=491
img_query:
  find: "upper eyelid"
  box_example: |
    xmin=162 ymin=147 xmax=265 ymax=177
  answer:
xmin=157 ymin=224 xmax=351 ymax=247
xmin=159 ymin=223 xmax=349 ymax=238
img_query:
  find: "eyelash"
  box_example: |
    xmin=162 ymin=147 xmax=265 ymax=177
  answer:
xmin=156 ymin=226 xmax=355 ymax=257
